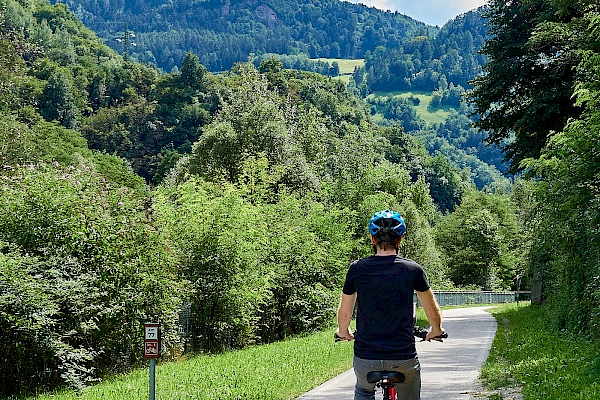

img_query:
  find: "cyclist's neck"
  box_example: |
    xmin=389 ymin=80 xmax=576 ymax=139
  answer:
xmin=375 ymin=249 xmax=398 ymax=257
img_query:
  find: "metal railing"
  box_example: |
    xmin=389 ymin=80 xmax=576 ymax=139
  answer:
xmin=414 ymin=291 xmax=532 ymax=307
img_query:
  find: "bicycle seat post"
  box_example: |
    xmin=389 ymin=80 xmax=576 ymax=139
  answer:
xmin=366 ymin=371 xmax=404 ymax=400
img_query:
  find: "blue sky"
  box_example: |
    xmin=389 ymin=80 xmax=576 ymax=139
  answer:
xmin=344 ymin=0 xmax=488 ymax=27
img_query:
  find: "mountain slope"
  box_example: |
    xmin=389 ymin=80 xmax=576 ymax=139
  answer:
xmin=52 ymin=0 xmax=436 ymax=71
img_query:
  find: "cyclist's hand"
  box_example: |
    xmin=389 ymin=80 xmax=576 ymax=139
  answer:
xmin=335 ymin=328 xmax=355 ymax=341
xmin=426 ymin=327 xmax=446 ymax=342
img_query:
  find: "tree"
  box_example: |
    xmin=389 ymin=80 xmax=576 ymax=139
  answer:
xmin=523 ymin=1 xmax=600 ymax=331
xmin=469 ymin=0 xmax=582 ymax=173
xmin=329 ymin=60 xmax=340 ymax=76
xmin=258 ymin=56 xmax=283 ymax=74
xmin=190 ymin=64 xmax=288 ymax=182
xmin=40 ymin=71 xmax=78 ymax=129
xmin=435 ymin=191 xmax=525 ymax=290
xmin=423 ymin=155 xmax=465 ymax=213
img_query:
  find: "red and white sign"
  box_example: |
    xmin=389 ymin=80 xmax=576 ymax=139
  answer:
xmin=144 ymin=341 xmax=159 ymax=357
xmin=144 ymin=323 xmax=160 ymax=359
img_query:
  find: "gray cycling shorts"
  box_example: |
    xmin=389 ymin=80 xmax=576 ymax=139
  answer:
xmin=352 ymin=355 xmax=421 ymax=400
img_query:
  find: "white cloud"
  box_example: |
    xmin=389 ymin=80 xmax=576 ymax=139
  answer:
xmin=344 ymin=0 xmax=487 ymax=27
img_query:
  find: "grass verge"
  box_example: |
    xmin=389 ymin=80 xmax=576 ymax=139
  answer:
xmin=482 ymin=303 xmax=600 ymax=399
xmin=25 ymin=303 xmax=589 ymax=400
xmin=27 ymin=330 xmax=353 ymax=400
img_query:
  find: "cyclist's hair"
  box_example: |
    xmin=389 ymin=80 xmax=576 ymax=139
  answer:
xmin=369 ymin=210 xmax=406 ymax=252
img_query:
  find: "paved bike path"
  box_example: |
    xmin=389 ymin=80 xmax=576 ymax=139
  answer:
xmin=296 ymin=306 xmax=497 ymax=400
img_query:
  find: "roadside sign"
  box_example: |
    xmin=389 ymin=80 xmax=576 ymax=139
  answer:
xmin=144 ymin=323 xmax=160 ymax=400
xmin=144 ymin=341 xmax=159 ymax=357
xmin=143 ymin=323 xmax=160 ymax=359
xmin=145 ymin=325 xmax=159 ymax=340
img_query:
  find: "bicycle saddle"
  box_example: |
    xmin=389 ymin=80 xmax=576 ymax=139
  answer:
xmin=367 ymin=371 xmax=405 ymax=384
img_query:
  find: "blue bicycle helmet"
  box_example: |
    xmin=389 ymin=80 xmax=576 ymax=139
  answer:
xmin=369 ymin=210 xmax=406 ymax=239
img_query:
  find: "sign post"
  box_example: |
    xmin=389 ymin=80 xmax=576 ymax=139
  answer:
xmin=144 ymin=323 xmax=160 ymax=400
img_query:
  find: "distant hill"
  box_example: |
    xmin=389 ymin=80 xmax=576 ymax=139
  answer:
xmin=51 ymin=0 xmax=437 ymax=72
xmin=52 ymin=0 xmax=504 ymax=184
xmin=360 ymin=8 xmax=489 ymax=92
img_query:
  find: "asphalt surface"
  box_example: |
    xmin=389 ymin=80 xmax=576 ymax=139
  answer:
xmin=296 ymin=306 xmax=497 ymax=400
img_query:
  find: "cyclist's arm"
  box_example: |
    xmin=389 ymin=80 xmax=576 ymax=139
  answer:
xmin=416 ymin=289 xmax=444 ymax=341
xmin=336 ymin=292 xmax=356 ymax=341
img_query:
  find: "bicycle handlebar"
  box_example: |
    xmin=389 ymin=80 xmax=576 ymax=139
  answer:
xmin=335 ymin=328 xmax=448 ymax=342
xmin=412 ymin=326 xmax=448 ymax=342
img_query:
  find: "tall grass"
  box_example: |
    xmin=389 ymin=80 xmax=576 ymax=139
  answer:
xmin=482 ymin=304 xmax=600 ymax=399
xmin=23 ymin=330 xmax=353 ymax=400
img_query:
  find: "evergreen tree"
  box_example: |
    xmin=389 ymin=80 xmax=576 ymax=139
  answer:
xmin=40 ymin=71 xmax=78 ymax=129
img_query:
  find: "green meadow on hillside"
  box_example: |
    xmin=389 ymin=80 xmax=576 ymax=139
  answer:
xmin=313 ymin=58 xmax=364 ymax=84
xmin=314 ymin=58 xmax=365 ymax=74
xmin=310 ymin=60 xmax=452 ymax=125
xmin=370 ymin=91 xmax=452 ymax=126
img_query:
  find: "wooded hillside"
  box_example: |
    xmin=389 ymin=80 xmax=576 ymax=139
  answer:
xmin=52 ymin=0 xmax=435 ymax=72
xmin=52 ymin=0 xmax=509 ymax=188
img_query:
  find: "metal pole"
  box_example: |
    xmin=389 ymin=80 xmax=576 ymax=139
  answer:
xmin=149 ymin=358 xmax=156 ymax=400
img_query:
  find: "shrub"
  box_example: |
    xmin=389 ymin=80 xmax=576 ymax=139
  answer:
xmin=0 ymin=163 xmax=183 ymax=395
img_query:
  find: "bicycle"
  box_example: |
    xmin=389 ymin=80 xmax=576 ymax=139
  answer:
xmin=335 ymin=327 xmax=447 ymax=400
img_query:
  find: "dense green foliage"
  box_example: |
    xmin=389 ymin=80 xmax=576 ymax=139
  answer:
xmin=52 ymin=0 xmax=435 ymax=72
xmin=1 ymin=1 xmax=512 ymax=396
xmin=435 ymin=190 xmax=525 ymax=290
xmin=361 ymin=8 xmax=488 ymax=93
xmin=0 ymin=164 xmax=183 ymax=394
xmin=30 ymin=330 xmax=355 ymax=400
xmin=471 ymin=0 xmax=600 ymax=337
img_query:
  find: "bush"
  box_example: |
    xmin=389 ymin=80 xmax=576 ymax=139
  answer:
xmin=0 ymin=163 xmax=183 ymax=395
xmin=153 ymin=175 xmax=357 ymax=351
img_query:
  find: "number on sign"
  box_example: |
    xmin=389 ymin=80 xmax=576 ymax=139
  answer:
xmin=145 ymin=327 xmax=158 ymax=340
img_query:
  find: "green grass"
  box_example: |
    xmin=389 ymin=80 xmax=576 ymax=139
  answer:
xmin=369 ymin=90 xmax=452 ymax=126
xmin=482 ymin=304 xmax=600 ymax=399
xmin=25 ymin=303 xmax=587 ymax=400
xmin=26 ymin=330 xmax=353 ymax=400
xmin=313 ymin=58 xmax=365 ymax=75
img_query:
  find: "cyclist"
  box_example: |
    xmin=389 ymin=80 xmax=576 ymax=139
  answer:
xmin=336 ymin=210 xmax=445 ymax=400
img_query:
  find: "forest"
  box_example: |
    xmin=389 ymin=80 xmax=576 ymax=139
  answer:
xmin=55 ymin=0 xmax=510 ymax=190
xmin=50 ymin=0 xmax=436 ymax=72
xmin=0 ymin=0 xmax=598 ymax=397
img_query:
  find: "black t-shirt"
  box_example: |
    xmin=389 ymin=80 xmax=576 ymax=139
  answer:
xmin=342 ymin=255 xmax=430 ymax=360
